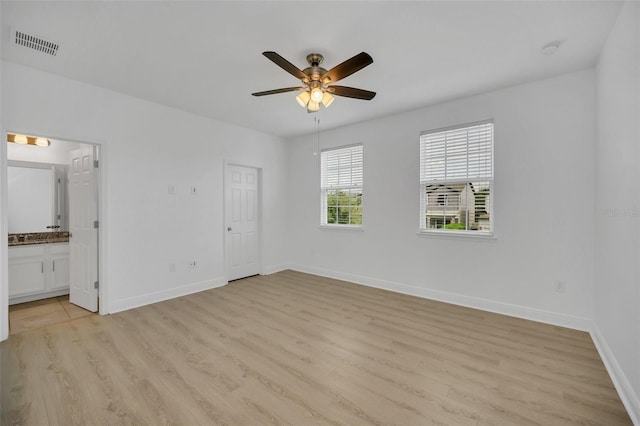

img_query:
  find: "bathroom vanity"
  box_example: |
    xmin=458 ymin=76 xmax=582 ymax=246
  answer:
xmin=8 ymin=233 xmax=70 ymax=304
xmin=7 ymin=159 xmax=70 ymax=305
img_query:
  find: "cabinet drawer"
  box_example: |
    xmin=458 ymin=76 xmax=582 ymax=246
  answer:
xmin=49 ymin=243 xmax=70 ymax=255
xmin=8 ymin=244 xmax=46 ymax=259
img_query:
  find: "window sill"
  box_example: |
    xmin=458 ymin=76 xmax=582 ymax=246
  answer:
xmin=417 ymin=230 xmax=496 ymax=241
xmin=320 ymin=225 xmax=364 ymax=232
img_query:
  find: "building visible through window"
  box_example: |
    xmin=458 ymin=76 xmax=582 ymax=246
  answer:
xmin=419 ymin=121 xmax=493 ymax=234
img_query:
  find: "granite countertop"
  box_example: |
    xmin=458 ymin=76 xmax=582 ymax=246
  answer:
xmin=8 ymin=232 xmax=70 ymax=246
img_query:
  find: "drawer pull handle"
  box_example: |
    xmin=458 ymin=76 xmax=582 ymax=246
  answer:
xmin=52 ymin=260 xmax=55 ymax=272
xmin=41 ymin=262 xmax=44 ymax=274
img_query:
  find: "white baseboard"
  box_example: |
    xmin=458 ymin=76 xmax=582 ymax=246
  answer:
xmin=288 ymin=264 xmax=592 ymax=331
xmin=263 ymin=263 xmax=291 ymax=275
xmin=590 ymin=324 xmax=640 ymax=425
xmin=9 ymin=288 xmax=69 ymax=305
xmin=107 ymin=277 xmax=227 ymax=314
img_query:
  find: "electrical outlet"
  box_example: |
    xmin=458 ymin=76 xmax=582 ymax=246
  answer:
xmin=188 ymin=260 xmax=197 ymax=268
xmin=555 ymin=280 xmax=566 ymax=293
xmin=168 ymin=184 xmax=175 ymax=194
xmin=169 ymin=263 xmax=175 ymax=272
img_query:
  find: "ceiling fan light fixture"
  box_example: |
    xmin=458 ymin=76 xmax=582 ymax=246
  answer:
xmin=310 ymin=88 xmax=323 ymax=103
xmin=321 ymin=92 xmax=334 ymax=108
xmin=296 ymin=91 xmax=311 ymax=107
xmin=307 ymin=100 xmax=320 ymax=112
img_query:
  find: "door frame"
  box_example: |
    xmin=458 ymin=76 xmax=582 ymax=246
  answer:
xmin=223 ymin=161 xmax=263 ymax=282
xmin=0 ymin=130 xmax=108 ymax=341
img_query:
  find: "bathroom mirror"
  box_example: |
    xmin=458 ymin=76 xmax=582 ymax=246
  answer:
xmin=7 ymin=161 xmax=67 ymax=233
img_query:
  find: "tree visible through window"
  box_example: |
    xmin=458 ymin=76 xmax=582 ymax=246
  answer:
xmin=419 ymin=121 xmax=493 ymax=234
xmin=321 ymin=144 xmax=363 ymax=227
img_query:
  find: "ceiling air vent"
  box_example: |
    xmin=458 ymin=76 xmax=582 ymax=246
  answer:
xmin=14 ymin=30 xmax=59 ymax=56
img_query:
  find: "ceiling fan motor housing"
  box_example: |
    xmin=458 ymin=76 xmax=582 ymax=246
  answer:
xmin=302 ymin=54 xmax=326 ymax=84
xmin=303 ymin=67 xmax=326 ymax=83
xmin=303 ymin=53 xmax=329 ymax=84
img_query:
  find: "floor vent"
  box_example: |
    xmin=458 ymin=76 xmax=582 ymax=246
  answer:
xmin=14 ymin=30 xmax=59 ymax=56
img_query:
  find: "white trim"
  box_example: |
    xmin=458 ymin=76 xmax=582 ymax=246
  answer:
xmin=9 ymin=289 xmax=69 ymax=305
xmin=108 ymin=277 xmax=226 ymax=314
xmin=320 ymin=142 xmax=363 ymax=153
xmin=417 ymin=230 xmax=496 ymax=240
xmin=263 ymin=263 xmax=291 ymax=275
xmin=96 ymin=143 xmax=108 ymax=316
xmin=288 ymin=264 xmax=592 ymax=331
xmin=320 ymin=225 xmax=364 ymax=232
xmin=420 ymin=118 xmax=495 ymax=137
xmin=590 ymin=323 xmax=640 ymax=425
xmin=1 ymin=134 xmax=8 ymax=341
xmin=8 ymin=160 xmax=63 ymax=169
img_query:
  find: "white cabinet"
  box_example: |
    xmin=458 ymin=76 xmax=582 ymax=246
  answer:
xmin=8 ymin=246 xmax=46 ymax=296
xmin=50 ymin=245 xmax=70 ymax=291
xmin=9 ymin=243 xmax=70 ymax=303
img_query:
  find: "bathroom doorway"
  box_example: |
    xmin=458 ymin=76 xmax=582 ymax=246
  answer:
xmin=5 ymin=134 xmax=102 ymax=334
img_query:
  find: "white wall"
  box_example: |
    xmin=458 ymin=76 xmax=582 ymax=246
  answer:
xmin=0 ymin=60 xmax=289 ymax=340
xmin=287 ymin=69 xmax=596 ymax=329
xmin=594 ymin=1 xmax=640 ymax=422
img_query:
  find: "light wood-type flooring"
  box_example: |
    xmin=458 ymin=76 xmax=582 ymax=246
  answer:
xmin=0 ymin=270 xmax=632 ymax=425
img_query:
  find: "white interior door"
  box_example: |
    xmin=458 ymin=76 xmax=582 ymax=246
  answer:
xmin=68 ymin=147 xmax=98 ymax=312
xmin=225 ymin=165 xmax=260 ymax=281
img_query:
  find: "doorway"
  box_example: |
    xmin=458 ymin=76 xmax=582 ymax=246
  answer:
xmin=224 ymin=164 xmax=261 ymax=281
xmin=5 ymin=135 xmax=102 ymax=334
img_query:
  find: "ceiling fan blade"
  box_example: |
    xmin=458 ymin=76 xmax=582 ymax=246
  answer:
xmin=262 ymin=51 xmax=307 ymax=80
xmin=252 ymin=87 xmax=304 ymax=96
xmin=322 ymin=52 xmax=373 ymax=84
xmin=328 ymin=85 xmax=376 ymax=100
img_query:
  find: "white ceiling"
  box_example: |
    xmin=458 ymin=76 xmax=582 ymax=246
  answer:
xmin=1 ymin=1 xmax=622 ymax=139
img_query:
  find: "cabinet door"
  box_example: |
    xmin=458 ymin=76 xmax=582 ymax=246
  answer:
xmin=50 ymin=253 xmax=70 ymax=290
xmin=8 ymin=256 xmax=47 ymax=297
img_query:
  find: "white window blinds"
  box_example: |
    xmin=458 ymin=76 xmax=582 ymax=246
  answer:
xmin=321 ymin=144 xmax=363 ymax=226
xmin=420 ymin=122 xmax=493 ymax=182
xmin=321 ymin=144 xmax=363 ymax=189
xmin=419 ymin=121 xmax=493 ymax=234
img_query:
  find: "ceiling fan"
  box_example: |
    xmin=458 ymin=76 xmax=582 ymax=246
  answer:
xmin=252 ymin=51 xmax=376 ymax=112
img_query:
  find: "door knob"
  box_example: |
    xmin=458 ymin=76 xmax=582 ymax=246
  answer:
xmin=227 ymin=227 xmax=232 ymax=231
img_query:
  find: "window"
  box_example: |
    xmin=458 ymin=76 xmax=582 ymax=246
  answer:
xmin=419 ymin=121 xmax=493 ymax=235
xmin=321 ymin=144 xmax=363 ymax=227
